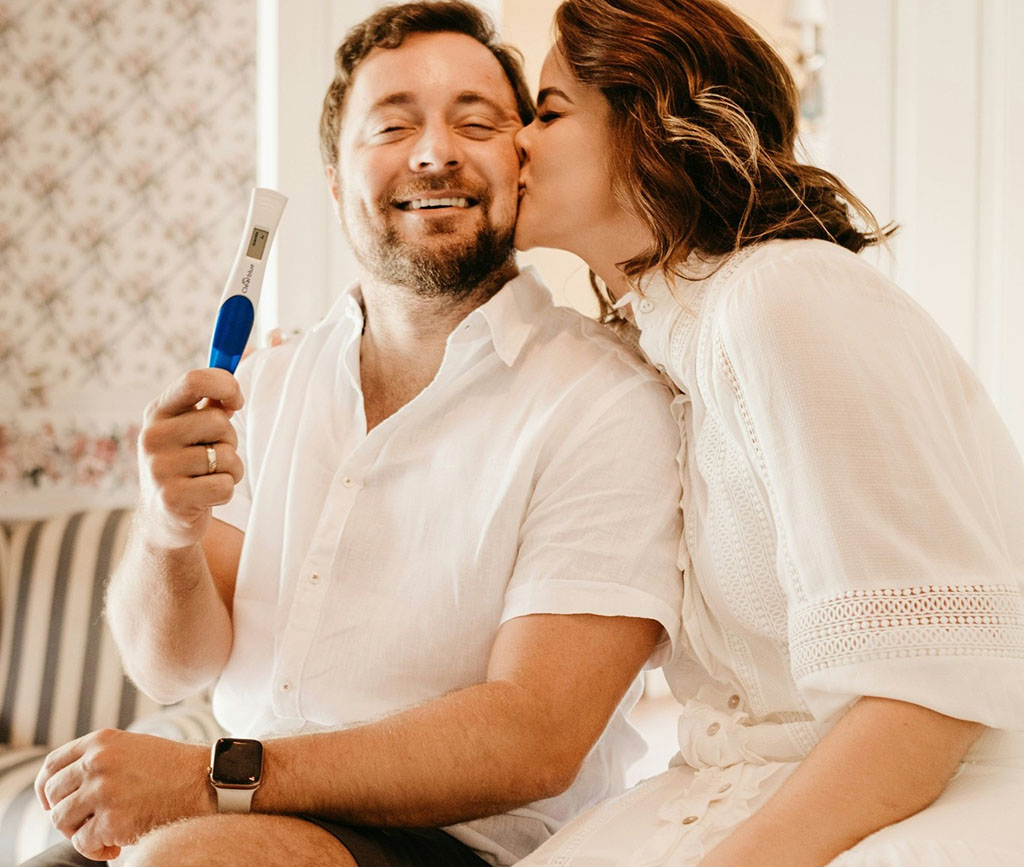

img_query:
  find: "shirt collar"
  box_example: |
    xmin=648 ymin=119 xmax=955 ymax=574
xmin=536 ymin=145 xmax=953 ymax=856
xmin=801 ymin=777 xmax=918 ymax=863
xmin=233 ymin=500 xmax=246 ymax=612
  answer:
xmin=465 ymin=265 xmax=551 ymax=367
xmin=316 ymin=282 xmax=366 ymax=335
xmin=325 ymin=268 xmax=551 ymax=368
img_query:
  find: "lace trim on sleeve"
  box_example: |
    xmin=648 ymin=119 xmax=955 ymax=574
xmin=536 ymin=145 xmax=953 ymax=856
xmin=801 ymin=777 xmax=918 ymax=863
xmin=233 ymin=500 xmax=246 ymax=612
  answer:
xmin=790 ymin=584 xmax=1024 ymax=680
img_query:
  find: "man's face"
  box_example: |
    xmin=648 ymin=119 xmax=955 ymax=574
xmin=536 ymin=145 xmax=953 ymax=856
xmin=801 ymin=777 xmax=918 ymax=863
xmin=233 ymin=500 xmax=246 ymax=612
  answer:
xmin=329 ymin=31 xmax=523 ymax=297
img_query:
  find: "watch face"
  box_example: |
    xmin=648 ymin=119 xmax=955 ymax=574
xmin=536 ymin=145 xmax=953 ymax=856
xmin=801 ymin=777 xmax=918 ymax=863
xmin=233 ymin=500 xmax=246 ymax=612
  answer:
xmin=211 ymin=738 xmax=263 ymax=786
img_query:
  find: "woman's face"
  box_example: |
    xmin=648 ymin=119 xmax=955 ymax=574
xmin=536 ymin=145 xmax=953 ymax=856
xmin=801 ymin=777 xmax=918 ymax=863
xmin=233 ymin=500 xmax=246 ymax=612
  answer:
xmin=514 ymin=47 xmax=644 ymax=266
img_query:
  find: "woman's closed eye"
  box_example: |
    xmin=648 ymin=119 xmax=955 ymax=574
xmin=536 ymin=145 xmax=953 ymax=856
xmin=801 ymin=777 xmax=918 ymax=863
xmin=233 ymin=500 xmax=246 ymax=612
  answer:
xmin=537 ymin=111 xmax=562 ymax=124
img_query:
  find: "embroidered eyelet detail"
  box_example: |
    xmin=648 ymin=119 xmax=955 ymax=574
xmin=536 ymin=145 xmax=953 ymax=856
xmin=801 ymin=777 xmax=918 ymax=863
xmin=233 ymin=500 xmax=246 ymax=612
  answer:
xmin=790 ymin=584 xmax=1024 ymax=680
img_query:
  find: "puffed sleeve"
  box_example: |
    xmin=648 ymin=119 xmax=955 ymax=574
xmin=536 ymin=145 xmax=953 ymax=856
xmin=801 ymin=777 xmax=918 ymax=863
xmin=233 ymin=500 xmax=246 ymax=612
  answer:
xmin=716 ymin=242 xmax=1024 ymax=728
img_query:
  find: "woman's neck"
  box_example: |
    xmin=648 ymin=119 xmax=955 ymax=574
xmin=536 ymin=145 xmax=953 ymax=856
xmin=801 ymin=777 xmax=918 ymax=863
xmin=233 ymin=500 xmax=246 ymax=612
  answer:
xmin=576 ymin=211 xmax=653 ymax=303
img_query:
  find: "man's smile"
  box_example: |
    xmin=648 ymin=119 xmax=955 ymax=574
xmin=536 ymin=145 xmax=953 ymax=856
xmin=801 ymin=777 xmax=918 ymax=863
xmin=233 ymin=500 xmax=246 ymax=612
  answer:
xmin=394 ymin=191 xmax=480 ymax=214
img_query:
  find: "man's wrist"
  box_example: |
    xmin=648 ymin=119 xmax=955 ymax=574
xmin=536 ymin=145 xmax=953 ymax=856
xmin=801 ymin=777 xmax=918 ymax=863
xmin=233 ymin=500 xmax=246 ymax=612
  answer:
xmin=185 ymin=744 xmax=219 ymax=818
xmin=208 ymin=738 xmax=264 ymax=814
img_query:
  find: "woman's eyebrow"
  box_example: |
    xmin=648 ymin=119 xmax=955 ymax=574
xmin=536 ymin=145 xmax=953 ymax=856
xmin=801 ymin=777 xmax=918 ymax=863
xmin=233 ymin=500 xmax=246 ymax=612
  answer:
xmin=537 ymin=87 xmax=574 ymax=105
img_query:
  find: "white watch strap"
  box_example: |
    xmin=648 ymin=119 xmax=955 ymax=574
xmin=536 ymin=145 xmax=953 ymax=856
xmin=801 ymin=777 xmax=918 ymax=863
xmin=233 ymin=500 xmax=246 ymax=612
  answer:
xmin=215 ymin=786 xmax=257 ymax=813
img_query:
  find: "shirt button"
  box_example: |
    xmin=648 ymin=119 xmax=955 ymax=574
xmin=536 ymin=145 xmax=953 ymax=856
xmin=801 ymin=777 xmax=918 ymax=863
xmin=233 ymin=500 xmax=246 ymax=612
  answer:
xmin=343 ymin=476 xmax=354 ymax=487
xmin=706 ymin=722 xmax=721 ymax=736
xmin=727 ymin=694 xmax=741 ymax=709
xmin=280 ymin=681 xmax=291 ymax=692
xmin=638 ymin=299 xmax=655 ymax=314
xmin=681 ymin=815 xmax=699 ymax=825
xmin=310 ymin=573 xmax=320 ymax=584
xmin=655 ymin=364 xmax=666 ymax=373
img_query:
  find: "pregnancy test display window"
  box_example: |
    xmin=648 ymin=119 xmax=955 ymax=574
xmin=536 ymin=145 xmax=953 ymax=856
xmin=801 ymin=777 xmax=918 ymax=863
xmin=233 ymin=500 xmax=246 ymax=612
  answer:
xmin=247 ymin=227 xmax=270 ymax=260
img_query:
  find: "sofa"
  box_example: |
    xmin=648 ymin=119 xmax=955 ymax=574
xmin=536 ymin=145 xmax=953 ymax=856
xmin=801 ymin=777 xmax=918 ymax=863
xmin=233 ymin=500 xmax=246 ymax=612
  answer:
xmin=0 ymin=507 xmax=222 ymax=866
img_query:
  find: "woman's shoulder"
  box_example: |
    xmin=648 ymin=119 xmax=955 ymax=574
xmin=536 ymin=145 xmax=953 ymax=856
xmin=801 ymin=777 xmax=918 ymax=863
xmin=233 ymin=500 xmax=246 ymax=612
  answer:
xmin=710 ymin=239 xmax=901 ymax=344
xmin=724 ymin=238 xmax=880 ymax=294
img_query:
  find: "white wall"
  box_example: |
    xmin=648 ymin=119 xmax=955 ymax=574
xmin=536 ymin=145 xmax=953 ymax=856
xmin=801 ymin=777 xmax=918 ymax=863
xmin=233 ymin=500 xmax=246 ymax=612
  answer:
xmin=825 ymin=0 xmax=1024 ymax=451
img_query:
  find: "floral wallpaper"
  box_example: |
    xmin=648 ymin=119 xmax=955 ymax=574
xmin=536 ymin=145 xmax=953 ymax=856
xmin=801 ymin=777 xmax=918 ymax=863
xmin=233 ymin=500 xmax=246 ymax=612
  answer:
xmin=0 ymin=0 xmax=257 ymax=517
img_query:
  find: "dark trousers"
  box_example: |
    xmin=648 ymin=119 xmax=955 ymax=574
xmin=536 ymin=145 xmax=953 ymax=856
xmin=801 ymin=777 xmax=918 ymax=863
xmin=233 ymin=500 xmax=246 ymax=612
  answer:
xmin=20 ymin=822 xmax=488 ymax=866
xmin=19 ymin=842 xmax=104 ymax=866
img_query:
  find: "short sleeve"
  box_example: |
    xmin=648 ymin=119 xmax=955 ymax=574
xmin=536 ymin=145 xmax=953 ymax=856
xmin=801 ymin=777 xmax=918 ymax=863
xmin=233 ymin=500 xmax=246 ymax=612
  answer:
xmin=501 ymin=375 xmax=685 ymax=668
xmin=717 ymin=244 xmax=1024 ymax=727
xmin=210 ymin=355 xmax=256 ymax=533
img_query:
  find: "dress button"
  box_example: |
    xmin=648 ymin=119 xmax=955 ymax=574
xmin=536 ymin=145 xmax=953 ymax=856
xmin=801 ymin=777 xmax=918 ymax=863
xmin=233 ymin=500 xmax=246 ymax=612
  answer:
xmin=727 ymin=694 xmax=741 ymax=709
xmin=706 ymin=722 xmax=721 ymax=736
xmin=638 ymin=299 xmax=655 ymax=314
xmin=681 ymin=815 xmax=699 ymax=825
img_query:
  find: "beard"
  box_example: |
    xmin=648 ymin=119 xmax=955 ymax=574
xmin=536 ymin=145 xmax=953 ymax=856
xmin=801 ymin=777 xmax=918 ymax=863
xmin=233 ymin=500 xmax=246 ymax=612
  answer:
xmin=343 ymin=181 xmax=516 ymax=299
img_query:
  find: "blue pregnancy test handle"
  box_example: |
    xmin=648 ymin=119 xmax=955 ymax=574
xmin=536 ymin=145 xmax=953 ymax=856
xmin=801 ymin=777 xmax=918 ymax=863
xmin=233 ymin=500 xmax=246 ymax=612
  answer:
xmin=208 ymin=294 xmax=255 ymax=374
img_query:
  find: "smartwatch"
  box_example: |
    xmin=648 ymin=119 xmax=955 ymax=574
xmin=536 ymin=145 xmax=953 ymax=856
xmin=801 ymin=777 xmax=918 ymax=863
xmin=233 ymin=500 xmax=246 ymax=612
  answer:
xmin=208 ymin=737 xmax=264 ymax=813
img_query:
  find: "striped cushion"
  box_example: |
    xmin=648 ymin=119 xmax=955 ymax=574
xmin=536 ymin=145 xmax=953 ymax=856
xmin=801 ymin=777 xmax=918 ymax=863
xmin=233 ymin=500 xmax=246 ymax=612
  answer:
xmin=0 ymin=747 xmax=61 ymax=866
xmin=0 ymin=509 xmax=169 ymax=748
xmin=127 ymin=704 xmax=224 ymax=743
xmin=0 ymin=509 xmax=225 ymax=865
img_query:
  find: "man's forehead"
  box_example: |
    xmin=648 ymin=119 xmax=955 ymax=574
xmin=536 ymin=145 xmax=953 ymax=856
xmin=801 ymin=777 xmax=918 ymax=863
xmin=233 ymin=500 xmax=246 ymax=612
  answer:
xmin=346 ymin=31 xmax=518 ymax=117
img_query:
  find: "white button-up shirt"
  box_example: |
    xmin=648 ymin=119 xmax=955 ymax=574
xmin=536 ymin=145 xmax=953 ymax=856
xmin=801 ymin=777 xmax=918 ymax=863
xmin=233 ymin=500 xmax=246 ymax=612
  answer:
xmin=212 ymin=267 xmax=684 ymax=865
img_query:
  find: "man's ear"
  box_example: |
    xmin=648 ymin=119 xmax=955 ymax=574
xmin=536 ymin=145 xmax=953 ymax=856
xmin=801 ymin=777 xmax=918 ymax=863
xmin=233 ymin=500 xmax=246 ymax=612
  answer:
xmin=325 ymin=164 xmax=340 ymax=204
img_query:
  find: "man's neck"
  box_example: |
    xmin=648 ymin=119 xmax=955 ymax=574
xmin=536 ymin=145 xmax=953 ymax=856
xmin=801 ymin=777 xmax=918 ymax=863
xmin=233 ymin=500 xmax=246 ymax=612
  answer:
xmin=357 ymin=265 xmax=517 ymax=431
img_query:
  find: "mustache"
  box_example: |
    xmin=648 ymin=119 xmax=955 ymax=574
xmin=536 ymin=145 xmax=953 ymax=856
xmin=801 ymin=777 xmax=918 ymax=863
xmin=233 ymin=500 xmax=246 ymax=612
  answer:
xmin=384 ymin=175 xmax=489 ymax=206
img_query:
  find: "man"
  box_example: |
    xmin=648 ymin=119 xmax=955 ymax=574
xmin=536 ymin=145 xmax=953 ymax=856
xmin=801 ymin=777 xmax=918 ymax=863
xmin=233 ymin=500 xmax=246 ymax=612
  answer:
xmin=28 ymin=3 xmax=683 ymax=866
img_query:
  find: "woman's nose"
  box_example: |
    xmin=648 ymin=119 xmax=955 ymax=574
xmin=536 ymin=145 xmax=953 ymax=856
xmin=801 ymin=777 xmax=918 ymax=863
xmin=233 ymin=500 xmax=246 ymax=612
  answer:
xmin=514 ymin=122 xmax=533 ymax=164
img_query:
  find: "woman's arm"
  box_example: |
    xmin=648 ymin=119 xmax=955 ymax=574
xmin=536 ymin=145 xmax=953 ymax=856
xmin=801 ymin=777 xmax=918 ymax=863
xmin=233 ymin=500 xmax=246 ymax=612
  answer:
xmin=699 ymin=696 xmax=983 ymax=866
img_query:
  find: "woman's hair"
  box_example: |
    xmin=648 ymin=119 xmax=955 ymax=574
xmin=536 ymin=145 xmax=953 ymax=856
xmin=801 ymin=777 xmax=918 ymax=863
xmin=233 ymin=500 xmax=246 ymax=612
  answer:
xmin=319 ymin=1 xmax=536 ymax=169
xmin=554 ymin=0 xmax=894 ymax=290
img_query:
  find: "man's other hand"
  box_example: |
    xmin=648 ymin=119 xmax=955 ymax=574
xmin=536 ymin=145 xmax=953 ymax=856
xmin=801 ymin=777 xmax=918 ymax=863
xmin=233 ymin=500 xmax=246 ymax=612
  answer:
xmin=137 ymin=368 xmax=245 ymax=549
xmin=34 ymin=729 xmax=213 ymax=861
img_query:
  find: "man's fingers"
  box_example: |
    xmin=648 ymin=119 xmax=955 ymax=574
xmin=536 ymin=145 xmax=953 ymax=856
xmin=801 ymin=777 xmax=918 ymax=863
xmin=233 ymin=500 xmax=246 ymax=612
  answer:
xmin=49 ymin=789 xmax=92 ymax=839
xmin=140 ymin=407 xmax=238 ymax=458
xmin=148 ymin=369 xmax=243 ymax=421
xmin=159 ymin=474 xmax=239 ymax=511
xmin=71 ymin=816 xmax=121 ymax=862
xmin=42 ymin=763 xmax=83 ymax=813
xmin=149 ymin=444 xmax=242 ymax=487
xmin=187 ymin=443 xmax=244 ymax=483
xmin=35 ymin=738 xmax=87 ymax=809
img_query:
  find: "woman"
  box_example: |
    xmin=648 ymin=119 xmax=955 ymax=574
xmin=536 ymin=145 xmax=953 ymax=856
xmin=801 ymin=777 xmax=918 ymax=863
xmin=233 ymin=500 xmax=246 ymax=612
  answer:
xmin=513 ymin=0 xmax=1024 ymax=864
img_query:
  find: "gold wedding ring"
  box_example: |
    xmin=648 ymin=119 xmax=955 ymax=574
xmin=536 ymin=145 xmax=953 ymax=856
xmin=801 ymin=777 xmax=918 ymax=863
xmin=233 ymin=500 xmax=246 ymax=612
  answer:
xmin=206 ymin=445 xmax=218 ymax=475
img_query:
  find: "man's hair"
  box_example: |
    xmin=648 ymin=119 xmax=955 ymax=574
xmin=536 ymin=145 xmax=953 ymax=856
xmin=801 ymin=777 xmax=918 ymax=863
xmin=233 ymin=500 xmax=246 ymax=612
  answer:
xmin=319 ymin=1 xmax=536 ymax=168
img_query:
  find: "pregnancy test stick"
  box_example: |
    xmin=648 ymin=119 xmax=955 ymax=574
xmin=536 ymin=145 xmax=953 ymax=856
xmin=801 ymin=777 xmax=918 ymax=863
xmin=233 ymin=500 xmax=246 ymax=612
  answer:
xmin=208 ymin=187 xmax=287 ymax=373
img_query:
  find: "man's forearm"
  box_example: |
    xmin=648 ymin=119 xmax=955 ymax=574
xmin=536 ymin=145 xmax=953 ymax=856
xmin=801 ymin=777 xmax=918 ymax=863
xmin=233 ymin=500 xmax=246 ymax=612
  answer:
xmin=700 ymin=696 xmax=983 ymax=866
xmin=252 ymin=679 xmax=578 ymax=828
xmin=106 ymin=519 xmax=232 ymax=703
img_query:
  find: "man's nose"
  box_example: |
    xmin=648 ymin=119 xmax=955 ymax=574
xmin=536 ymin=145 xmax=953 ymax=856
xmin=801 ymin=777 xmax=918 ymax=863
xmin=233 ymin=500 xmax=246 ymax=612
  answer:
xmin=409 ymin=123 xmax=462 ymax=172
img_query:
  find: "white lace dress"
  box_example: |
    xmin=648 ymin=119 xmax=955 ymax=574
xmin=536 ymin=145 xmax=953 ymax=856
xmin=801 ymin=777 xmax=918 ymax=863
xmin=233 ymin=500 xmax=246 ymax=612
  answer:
xmin=517 ymin=239 xmax=1024 ymax=866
